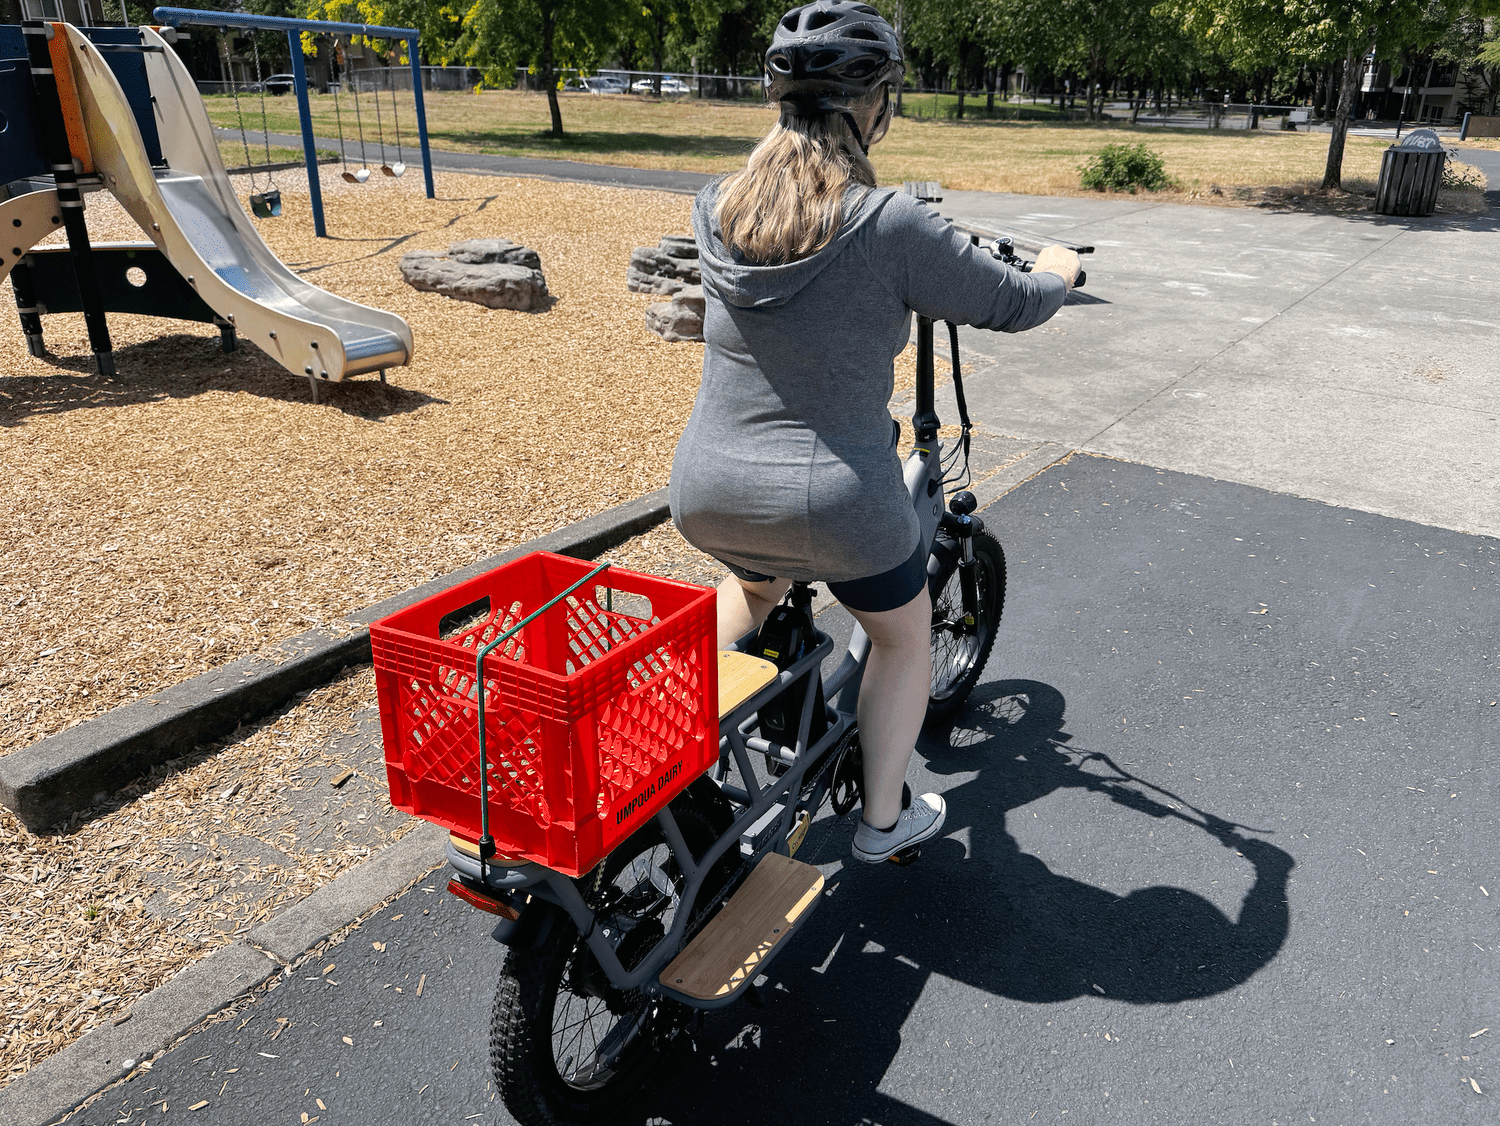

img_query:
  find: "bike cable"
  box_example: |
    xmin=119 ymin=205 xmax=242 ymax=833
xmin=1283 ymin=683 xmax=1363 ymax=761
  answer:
xmin=940 ymin=320 xmax=974 ymax=491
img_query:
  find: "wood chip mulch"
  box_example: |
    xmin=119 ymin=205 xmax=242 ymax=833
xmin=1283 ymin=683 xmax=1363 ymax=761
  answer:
xmin=0 ymin=170 xmax=702 ymax=758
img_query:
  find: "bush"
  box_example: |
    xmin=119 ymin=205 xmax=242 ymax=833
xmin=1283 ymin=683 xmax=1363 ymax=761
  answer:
xmin=1442 ymin=149 xmax=1485 ymax=192
xmin=1079 ymin=143 xmax=1171 ymax=193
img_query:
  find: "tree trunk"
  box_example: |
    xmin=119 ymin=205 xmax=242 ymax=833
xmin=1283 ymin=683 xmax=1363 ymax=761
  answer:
xmin=1322 ymin=39 xmax=1368 ymax=190
xmin=540 ymin=1 xmax=563 ymax=137
xmin=986 ymin=66 xmax=995 ymax=113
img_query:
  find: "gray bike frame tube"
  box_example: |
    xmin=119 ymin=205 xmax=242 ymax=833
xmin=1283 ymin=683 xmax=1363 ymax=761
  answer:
xmin=450 ymin=636 xmax=852 ymax=1002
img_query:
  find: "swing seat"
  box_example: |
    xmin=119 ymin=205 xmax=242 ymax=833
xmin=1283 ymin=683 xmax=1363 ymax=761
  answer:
xmin=249 ymin=189 xmax=282 ymax=219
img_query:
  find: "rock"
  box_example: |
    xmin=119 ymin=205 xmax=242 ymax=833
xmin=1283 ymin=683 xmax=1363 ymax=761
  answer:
xmin=644 ymin=284 xmax=705 ymax=343
xmin=627 ymin=237 xmax=700 ymax=294
xmin=659 ymin=234 xmax=698 ymax=260
xmin=447 ymin=238 xmax=543 ymax=270
xmin=399 ymin=249 xmax=549 ymax=312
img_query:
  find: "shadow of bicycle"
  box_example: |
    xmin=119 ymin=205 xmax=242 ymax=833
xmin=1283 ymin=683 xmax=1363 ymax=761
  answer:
xmin=636 ymin=678 xmax=1295 ymax=1125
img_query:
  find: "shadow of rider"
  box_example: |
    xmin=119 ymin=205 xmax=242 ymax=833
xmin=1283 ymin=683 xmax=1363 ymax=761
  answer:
xmin=638 ymin=679 xmax=1296 ymax=1125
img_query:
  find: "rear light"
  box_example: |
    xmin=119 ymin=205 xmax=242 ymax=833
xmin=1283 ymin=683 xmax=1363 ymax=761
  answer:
xmin=446 ymin=877 xmax=522 ymax=920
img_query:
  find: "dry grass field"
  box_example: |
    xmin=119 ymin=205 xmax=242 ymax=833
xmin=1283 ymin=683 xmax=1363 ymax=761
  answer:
xmin=201 ymin=89 xmax=1445 ymax=202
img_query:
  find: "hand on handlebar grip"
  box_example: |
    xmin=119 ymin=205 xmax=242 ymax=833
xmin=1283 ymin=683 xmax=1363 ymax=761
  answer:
xmin=1033 ymin=245 xmax=1082 ymax=290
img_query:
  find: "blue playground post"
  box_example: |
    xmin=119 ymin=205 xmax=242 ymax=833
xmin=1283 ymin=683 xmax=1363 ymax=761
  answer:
xmin=407 ymin=37 xmax=435 ymax=200
xmin=152 ymin=8 xmax=437 ymax=237
xmin=286 ymin=30 xmax=325 ymax=238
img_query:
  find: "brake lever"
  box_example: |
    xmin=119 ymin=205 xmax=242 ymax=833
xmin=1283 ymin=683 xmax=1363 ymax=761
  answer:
xmin=987 ymin=237 xmax=1085 ymax=288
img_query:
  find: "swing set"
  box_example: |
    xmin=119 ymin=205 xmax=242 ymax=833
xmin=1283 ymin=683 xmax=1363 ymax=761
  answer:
xmin=153 ymin=6 xmax=435 ymax=237
xmin=330 ymin=36 xmax=409 ymax=184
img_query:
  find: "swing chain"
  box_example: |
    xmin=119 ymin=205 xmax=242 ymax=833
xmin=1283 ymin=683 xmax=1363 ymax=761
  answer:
xmin=250 ymin=33 xmax=276 ymax=187
xmin=221 ymin=31 xmax=257 ymax=192
xmin=332 ymin=38 xmax=350 ymax=172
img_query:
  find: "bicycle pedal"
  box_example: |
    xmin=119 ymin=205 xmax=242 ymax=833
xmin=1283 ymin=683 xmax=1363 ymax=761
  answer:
xmin=887 ymin=845 xmax=922 ymax=866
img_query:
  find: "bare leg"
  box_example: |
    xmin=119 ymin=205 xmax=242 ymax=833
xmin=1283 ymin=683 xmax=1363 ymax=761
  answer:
xmin=845 ymin=586 xmax=931 ymax=829
xmin=716 ymin=572 xmax=791 ymax=650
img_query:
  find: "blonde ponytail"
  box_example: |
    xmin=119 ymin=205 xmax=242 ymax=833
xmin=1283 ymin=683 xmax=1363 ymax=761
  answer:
xmin=715 ymin=110 xmax=877 ymax=265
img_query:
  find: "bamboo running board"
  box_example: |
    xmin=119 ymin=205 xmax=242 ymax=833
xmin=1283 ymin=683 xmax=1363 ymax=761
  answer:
xmin=718 ymin=650 xmax=778 ymax=718
xmin=660 ymin=851 xmax=824 ymax=1002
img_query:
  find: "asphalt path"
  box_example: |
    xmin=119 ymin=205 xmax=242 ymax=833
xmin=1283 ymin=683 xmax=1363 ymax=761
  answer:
xmin=78 ymin=456 xmax=1499 ymax=1126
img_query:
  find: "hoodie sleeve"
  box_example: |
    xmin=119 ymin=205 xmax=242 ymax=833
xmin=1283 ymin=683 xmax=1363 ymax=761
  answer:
xmin=863 ymin=192 xmax=1067 ymax=333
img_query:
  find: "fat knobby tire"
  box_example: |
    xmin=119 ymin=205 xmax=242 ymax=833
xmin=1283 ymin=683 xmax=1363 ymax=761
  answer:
xmin=927 ymin=530 xmax=1005 ymax=721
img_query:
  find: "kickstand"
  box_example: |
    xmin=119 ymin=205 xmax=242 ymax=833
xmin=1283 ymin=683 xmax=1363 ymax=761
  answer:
xmin=307 ymin=373 xmax=320 ymax=404
xmin=744 ymin=979 xmax=768 ymax=1009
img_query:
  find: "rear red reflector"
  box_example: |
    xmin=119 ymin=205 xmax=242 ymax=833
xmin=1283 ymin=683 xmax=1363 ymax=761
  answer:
xmin=446 ymin=877 xmax=521 ymax=919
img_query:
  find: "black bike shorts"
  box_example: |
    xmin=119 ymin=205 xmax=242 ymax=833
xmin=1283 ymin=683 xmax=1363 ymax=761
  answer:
xmin=720 ymin=540 xmax=927 ymax=614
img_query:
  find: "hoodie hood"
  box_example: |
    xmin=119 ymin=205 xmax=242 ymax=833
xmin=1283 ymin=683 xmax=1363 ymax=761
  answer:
xmin=691 ymin=182 xmax=893 ymax=309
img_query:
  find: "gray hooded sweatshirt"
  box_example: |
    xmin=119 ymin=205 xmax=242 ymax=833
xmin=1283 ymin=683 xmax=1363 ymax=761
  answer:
xmin=669 ymin=182 xmax=1066 ymax=584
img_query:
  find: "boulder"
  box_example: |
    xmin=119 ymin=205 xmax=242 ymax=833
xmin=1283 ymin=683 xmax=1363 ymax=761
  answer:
xmin=627 ymin=236 xmax=700 ymax=295
xmin=447 ymin=238 xmax=543 ymax=270
xmin=658 ymin=234 xmax=699 ymax=260
xmin=399 ymin=245 xmax=549 ymax=312
xmin=644 ymin=284 xmax=705 ymax=343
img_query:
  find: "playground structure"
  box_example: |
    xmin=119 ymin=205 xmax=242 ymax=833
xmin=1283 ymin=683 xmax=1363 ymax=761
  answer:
xmin=0 ymin=18 xmax=423 ymax=398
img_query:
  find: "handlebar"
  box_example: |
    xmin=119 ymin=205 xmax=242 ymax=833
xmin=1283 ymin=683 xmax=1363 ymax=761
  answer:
xmin=987 ymin=237 xmax=1085 ymax=288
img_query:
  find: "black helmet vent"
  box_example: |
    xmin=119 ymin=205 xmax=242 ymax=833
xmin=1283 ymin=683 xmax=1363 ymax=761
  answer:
xmin=764 ymin=0 xmax=905 ymax=107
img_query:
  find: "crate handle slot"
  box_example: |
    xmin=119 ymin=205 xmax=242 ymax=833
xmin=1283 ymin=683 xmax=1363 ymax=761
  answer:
xmin=473 ymin=562 xmax=612 ymax=866
xmin=438 ymin=595 xmax=492 ymax=641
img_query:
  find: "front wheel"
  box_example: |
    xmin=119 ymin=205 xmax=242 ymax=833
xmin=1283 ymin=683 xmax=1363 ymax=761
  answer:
xmin=927 ymin=530 xmax=1006 ymax=721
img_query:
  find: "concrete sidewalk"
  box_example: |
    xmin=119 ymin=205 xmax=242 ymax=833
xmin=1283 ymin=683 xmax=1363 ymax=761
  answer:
xmin=933 ymin=188 xmax=1499 ymax=542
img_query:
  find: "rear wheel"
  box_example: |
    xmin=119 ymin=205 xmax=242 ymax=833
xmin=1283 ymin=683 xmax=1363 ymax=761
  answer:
xmin=927 ymin=531 xmax=1005 ymax=721
xmin=490 ymin=807 xmax=731 ymax=1125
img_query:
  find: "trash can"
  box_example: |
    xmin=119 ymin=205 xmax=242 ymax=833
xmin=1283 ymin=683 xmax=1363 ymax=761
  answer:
xmin=1374 ymin=128 xmax=1446 ymax=216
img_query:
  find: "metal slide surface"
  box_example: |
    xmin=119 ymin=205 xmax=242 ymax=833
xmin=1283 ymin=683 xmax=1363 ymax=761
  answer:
xmin=59 ymin=25 xmax=412 ymax=382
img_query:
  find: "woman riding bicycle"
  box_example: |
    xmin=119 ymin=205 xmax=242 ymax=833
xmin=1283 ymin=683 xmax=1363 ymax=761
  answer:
xmin=669 ymin=0 xmax=1079 ymax=864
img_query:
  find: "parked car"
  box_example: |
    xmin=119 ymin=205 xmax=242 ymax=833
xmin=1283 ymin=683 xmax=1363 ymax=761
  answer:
xmin=631 ymin=75 xmax=691 ymax=95
xmin=565 ymin=76 xmax=628 ymax=94
xmin=252 ymin=73 xmax=297 ymax=95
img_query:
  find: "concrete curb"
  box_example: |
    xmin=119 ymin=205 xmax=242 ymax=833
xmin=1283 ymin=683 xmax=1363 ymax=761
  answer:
xmin=0 ymin=943 xmax=279 ymax=1126
xmin=0 ymin=487 xmax=671 ymax=831
xmin=0 ymin=824 xmax=450 ymax=1126
xmin=247 ymin=822 xmax=447 ymax=963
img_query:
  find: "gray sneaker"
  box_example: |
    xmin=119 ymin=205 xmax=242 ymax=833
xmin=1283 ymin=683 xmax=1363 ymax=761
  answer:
xmin=851 ymin=792 xmax=947 ymax=863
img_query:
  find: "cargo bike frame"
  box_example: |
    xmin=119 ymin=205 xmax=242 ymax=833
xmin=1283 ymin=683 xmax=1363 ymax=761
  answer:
xmin=378 ymin=211 xmax=1085 ymax=1125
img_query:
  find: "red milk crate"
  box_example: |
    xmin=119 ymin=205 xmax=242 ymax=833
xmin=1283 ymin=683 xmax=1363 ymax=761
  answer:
xmin=370 ymin=552 xmax=718 ymax=877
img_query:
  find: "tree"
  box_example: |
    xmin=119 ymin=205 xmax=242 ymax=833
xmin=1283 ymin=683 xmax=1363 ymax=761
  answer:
xmin=1441 ymin=5 xmax=1500 ymax=115
xmin=310 ymin=0 xmax=620 ymax=136
xmin=1165 ymin=0 xmax=1462 ymax=189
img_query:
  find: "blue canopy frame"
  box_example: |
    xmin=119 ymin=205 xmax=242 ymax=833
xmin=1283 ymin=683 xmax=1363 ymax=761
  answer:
xmin=152 ymin=7 xmax=436 ymax=237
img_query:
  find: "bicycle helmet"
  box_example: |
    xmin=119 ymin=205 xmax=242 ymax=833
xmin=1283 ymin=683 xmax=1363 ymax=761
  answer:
xmin=765 ymin=1 xmax=904 ymax=151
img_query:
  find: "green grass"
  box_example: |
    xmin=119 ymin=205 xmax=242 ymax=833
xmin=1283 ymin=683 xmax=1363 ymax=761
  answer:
xmin=218 ymin=139 xmax=339 ymax=169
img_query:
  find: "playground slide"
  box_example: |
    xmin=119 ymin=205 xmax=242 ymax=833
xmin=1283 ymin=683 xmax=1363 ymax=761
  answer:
xmin=0 ymin=187 xmax=62 ymax=291
xmin=56 ymin=24 xmax=412 ymax=383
